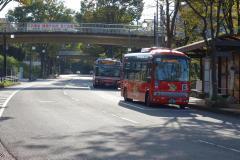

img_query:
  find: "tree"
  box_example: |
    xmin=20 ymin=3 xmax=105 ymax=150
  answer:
xmin=0 ymin=0 xmax=31 ymax=12
xmin=76 ymin=0 xmax=144 ymax=24
xmin=7 ymin=0 xmax=74 ymax=22
xmin=176 ymin=3 xmax=202 ymax=46
xmin=184 ymin=0 xmax=225 ymax=99
xmin=161 ymin=0 xmax=181 ymax=48
xmin=7 ymin=0 xmax=75 ymax=77
xmin=75 ymin=0 xmax=144 ymax=65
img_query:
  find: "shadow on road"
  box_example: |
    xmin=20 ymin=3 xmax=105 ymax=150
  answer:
xmin=118 ymin=101 xmax=240 ymax=122
xmin=0 ymin=116 xmax=13 ymax=122
xmin=118 ymin=100 xmax=198 ymax=118
xmin=14 ymin=123 xmax=240 ymax=160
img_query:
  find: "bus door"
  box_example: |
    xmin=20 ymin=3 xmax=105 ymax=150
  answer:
xmin=133 ymin=61 xmax=149 ymax=101
xmin=123 ymin=61 xmax=135 ymax=99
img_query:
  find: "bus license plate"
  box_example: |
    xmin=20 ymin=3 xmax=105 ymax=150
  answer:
xmin=169 ymin=98 xmax=176 ymax=104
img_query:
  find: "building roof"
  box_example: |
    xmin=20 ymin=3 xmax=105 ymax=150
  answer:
xmin=174 ymin=34 xmax=240 ymax=58
xmin=174 ymin=40 xmax=206 ymax=52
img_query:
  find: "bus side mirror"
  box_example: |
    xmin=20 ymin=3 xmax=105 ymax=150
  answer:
xmin=147 ymin=77 xmax=151 ymax=83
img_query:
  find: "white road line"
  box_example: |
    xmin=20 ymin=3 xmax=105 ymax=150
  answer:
xmin=66 ymin=85 xmax=90 ymax=89
xmin=39 ymin=101 xmax=56 ymax=103
xmin=0 ymin=84 xmax=34 ymax=118
xmin=71 ymin=98 xmax=79 ymax=101
xmin=111 ymin=114 xmax=139 ymax=124
xmin=197 ymin=140 xmax=240 ymax=153
xmin=121 ymin=101 xmax=156 ymax=111
xmin=120 ymin=117 xmax=139 ymax=124
xmin=0 ymin=90 xmax=19 ymax=117
xmin=63 ymin=90 xmax=68 ymax=95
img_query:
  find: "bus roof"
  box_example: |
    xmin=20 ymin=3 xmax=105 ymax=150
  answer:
xmin=96 ymin=58 xmax=120 ymax=62
xmin=124 ymin=49 xmax=189 ymax=59
xmin=95 ymin=58 xmax=121 ymax=65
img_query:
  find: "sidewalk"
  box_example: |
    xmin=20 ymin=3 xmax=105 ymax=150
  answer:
xmin=189 ymin=97 xmax=240 ymax=117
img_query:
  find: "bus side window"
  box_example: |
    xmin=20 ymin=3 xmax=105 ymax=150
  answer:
xmin=129 ymin=62 xmax=136 ymax=80
xmin=146 ymin=63 xmax=152 ymax=78
xmin=124 ymin=62 xmax=130 ymax=79
xmin=135 ymin=62 xmax=142 ymax=81
xmin=141 ymin=62 xmax=147 ymax=82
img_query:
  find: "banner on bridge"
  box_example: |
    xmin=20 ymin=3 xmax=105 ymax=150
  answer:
xmin=26 ymin=23 xmax=77 ymax=32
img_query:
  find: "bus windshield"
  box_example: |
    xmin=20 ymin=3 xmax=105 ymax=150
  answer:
xmin=95 ymin=65 xmax=120 ymax=77
xmin=155 ymin=57 xmax=189 ymax=81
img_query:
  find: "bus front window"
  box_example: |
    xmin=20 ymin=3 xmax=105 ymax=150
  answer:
xmin=96 ymin=66 xmax=120 ymax=77
xmin=155 ymin=57 xmax=189 ymax=81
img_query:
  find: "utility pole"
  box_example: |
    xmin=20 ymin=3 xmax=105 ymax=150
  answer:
xmin=159 ymin=3 xmax=164 ymax=47
xmin=156 ymin=0 xmax=159 ymax=47
xmin=154 ymin=14 xmax=157 ymax=46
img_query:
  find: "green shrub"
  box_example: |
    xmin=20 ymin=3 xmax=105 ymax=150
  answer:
xmin=0 ymin=80 xmax=20 ymax=88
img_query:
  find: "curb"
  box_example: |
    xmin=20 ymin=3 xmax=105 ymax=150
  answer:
xmin=188 ymin=104 xmax=240 ymax=117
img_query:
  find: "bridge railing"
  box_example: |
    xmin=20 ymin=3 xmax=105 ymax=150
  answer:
xmin=0 ymin=22 xmax=154 ymax=36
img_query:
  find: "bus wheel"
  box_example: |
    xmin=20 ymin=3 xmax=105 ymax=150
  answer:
xmin=145 ymin=93 xmax=152 ymax=107
xmin=124 ymin=89 xmax=132 ymax=102
xmin=179 ymin=105 xmax=186 ymax=109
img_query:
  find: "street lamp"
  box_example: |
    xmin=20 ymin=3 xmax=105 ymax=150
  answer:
xmin=142 ymin=16 xmax=157 ymax=46
xmin=29 ymin=46 xmax=36 ymax=81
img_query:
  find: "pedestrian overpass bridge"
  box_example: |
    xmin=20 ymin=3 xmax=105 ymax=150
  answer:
xmin=0 ymin=22 xmax=154 ymax=47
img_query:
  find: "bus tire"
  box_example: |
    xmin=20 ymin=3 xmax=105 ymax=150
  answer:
xmin=124 ymin=89 xmax=132 ymax=102
xmin=179 ymin=105 xmax=186 ymax=109
xmin=145 ymin=93 xmax=152 ymax=107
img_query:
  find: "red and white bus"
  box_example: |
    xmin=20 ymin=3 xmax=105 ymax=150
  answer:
xmin=93 ymin=58 xmax=121 ymax=88
xmin=121 ymin=49 xmax=190 ymax=108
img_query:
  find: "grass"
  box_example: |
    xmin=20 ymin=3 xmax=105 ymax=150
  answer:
xmin=0 ymin=80 xmax=20 ymax=88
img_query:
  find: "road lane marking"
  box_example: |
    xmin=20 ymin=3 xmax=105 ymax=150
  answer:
xmin=111 ymin=114 xmax=139 ymax=124
xmin=120 ymin=117 xmax=139 ymax=124
xmin=63 ymin=90 xmax=68 ymax=95
xmin=39 ymin=100 xmax=56 ymax=103
xmin=66 ymin=85 xmax=90 ymax=89
xmin=197 ymin=140 xmax=240 ymax=153
xmin=0 ymin=90 xmax=19 ymax=117
xmin=120 ymin=101 xmax=157 ymax=111
xmin=0 ymin=83 xmax=35 ymax=118
xmin=71 ymin=98 xmax=79 ymax=101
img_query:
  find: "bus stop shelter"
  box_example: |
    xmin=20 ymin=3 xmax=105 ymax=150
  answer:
xmin=175 ymin=35 xmax=240 ymax=103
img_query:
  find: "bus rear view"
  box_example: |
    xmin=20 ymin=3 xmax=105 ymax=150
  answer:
xmin=121 ymin=49 xmax=190 ymax=108
xmin=93 ymin=58 xmax=121 ymax=89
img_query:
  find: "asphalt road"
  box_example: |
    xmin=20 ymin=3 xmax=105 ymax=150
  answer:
xmin=0 ymin=75 xmax=239 ymax=160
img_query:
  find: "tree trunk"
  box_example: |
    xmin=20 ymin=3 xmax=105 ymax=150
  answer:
xmin=237 ymin=0 xmax=240 ymax=33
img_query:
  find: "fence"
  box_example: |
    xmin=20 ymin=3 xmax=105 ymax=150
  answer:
xmin=0 ymin=76 xmax=18 ymax=83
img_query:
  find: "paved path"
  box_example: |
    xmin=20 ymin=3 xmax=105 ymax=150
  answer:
xmin=0 ymin=75 xmax=239 ymax=160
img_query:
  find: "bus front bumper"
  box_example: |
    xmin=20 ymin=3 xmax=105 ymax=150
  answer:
xmin=95 ymin=79 xmax=120 ymax=87
xmin=152 ymin=92 xmax=189 ymax=105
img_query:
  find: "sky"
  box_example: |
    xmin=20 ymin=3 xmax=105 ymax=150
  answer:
xmin=0 ymin=0 xmax=156 ymax=21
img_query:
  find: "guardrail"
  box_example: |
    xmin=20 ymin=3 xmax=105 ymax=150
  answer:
xmin=0 ymin=76 xmax=18 ymax=83
xmin=0 ymin=22 xmax=154 ymax=36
